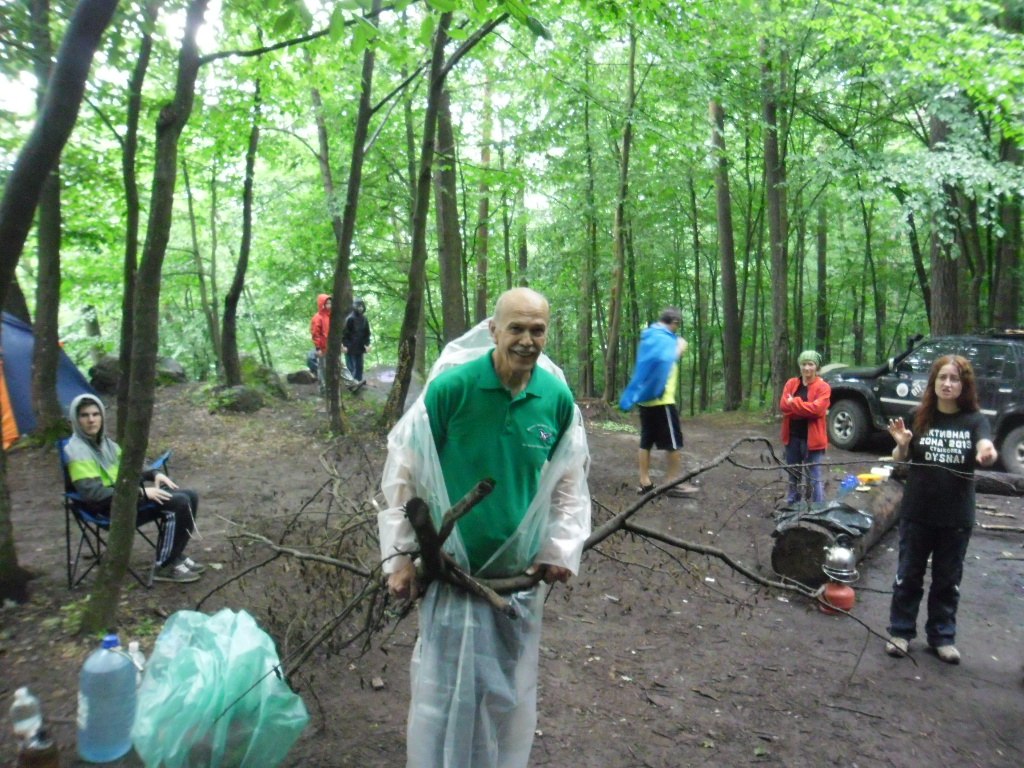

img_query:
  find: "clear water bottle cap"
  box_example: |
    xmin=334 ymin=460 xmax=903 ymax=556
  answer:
xmin=102 ymin=633 xmax=121 ymax=649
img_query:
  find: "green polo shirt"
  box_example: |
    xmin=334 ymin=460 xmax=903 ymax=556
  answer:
xmin=424 ymin=350 xmax=576 ymax=572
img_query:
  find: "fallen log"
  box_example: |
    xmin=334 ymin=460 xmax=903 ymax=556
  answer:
xmin=975 ymin=470 xmax=1024 ymax=496
xmin=770 ymin=481 xmax=903 ymax=587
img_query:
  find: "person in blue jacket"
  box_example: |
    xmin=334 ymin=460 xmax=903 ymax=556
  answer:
xmin=620 ymin=307 xmax=698 ymax=497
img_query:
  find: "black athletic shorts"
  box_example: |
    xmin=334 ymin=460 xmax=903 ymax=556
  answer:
xmin=639 ymin=404 xmax=683 ymax=451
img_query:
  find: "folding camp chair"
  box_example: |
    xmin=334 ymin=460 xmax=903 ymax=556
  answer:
xmin=59 ymin=438 xmax=172 ymax=589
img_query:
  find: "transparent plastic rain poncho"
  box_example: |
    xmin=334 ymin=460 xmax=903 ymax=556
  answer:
xmin=378 ymin=320 xmax=591 ymax=768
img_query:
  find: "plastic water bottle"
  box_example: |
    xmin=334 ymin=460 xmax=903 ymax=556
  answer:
xmin=837 ymin=474 xmax=859 ymax=500
xmin=78 ymin=634 xmax=137 ymax=762
xmin=10 ymin=687 xmax=43 ymax=746
xmin=128 ymin=641 xmax=146 ymax=687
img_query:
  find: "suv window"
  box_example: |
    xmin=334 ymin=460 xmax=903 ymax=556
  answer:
xmin=901 ymin=340 xmax=955 ymax=373
xmin=962 ymin=341 xmax=1008 ymax=379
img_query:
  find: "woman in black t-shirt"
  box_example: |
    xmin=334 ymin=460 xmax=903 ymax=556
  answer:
xmin=884 ymin=355 xmax=997 ymax=664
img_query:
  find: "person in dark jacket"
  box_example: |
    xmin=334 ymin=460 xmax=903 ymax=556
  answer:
xmin=341 ymin=297 xmax=372 ymax=385
xmin=64 ymin=394 xmax=204 ymax=584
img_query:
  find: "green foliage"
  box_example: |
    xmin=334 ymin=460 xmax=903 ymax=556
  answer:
xmin=3 ymin=0 xmax=1021 ymax=417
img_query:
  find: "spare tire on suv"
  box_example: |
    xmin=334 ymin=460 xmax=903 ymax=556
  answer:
xmin=822 ymin=332 xmax=1024 ymax=475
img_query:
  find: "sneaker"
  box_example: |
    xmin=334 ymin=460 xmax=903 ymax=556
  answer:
xmin=885 ymin=637 xmax=909 ymax=657
xmin=667 ymin=483 xmax=700 ymax=498
xmin=180 ymin=556 xmax=207 ymax=574
xmin=934 ymin=644 xmax=961 ymax=665
xmin=153 ymin=561 xmax=200 ymax=583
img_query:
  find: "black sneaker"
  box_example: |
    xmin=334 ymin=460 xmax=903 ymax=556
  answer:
xmin=153 ymin=560 xmax=200 ymax=583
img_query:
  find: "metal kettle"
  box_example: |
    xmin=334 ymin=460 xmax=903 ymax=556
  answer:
xmin=822 ymin=535 xmax=859 ymax=583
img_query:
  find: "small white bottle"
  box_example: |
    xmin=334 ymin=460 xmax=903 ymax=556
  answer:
xmin=128 ymin=641 xmax=147 ymax=687
xmin=9 ymin=687 xmax=43 ymax=746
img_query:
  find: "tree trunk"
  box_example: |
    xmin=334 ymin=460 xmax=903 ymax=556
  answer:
xmin=771 ymin=482 xmax=902 ymax=587
xmin=383 ymin=13 xmax=453 ymax=427
xmin=578 ymin=56 xmax=597 ymax=398
xmin=116 ymin=0 xmax=162 ymax=440
xmin=993 ymin=137 xmax=1021 ymax=328
xmin=710 ymin=99 xmax=742 ymax=410
xmin=326 ymin=1 xmax=380 ymax=433
xmin=183 ymin=159 xmax=222 ymax=373
xmin=928 ymin=115 xmax=962 ymax=335
xmin=601 ymin=29 xmax=636 ymax=404
xmin=815 ymin=204 xmax=828 ymax=359
xmin=222 ymin=80 xmax=261 ymax=387
xmin=689 ymin=177 xmax=708 ymax=411
xmin=0 ymin=0 xmax=119 ymax=605
xmin=473 ymin=78 xmax=492 ymax=325
xmin=30 ymin=0 xmax=64 ymax=435
xmin=434 ymin=87 xmax=466 ymax=342
xmin=761 ymin=40 xmax=790 ymax=410
xmin=82 ymin=0 xmax=209 ymax=634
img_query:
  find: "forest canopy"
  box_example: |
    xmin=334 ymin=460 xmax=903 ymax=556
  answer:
xmin=2 ymin=0 xmax=1022 ymax=413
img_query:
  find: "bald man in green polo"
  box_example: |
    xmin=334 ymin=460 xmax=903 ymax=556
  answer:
xmin=378 ymin=287 xmax=591 ymax=768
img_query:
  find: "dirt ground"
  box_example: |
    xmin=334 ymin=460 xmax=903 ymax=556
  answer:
xmin=2 ymin=374 xmax=1023 ymax=768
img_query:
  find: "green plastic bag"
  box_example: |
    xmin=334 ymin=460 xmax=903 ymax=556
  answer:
xmin=132 ymin=608 xmax=308 ymax=767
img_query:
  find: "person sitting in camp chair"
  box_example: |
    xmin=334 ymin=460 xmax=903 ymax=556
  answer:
xmin=64 ymin=394 xmax=205 ymax=584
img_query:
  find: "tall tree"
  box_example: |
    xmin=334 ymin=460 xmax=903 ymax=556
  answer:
xmin=472 ymin=77 xmax=492 ymax=324
xmin=29 ymin=0 xmax=65 ymax=436
xmin=602 ymin=28 xmax=637 ymax=403
xmin=761 ymin=39 xmax=790 ymax=406
xmin=0 ymin=0 xmax=120 ymax=604
xmin=710 ymin=99 xmax=742 ymax=410
xmin=222 ymin=80 xmax=262 ymax=387
xmin=434 ymin=87 xmax=466 ymax=341
xmin=81 ymin=0 xmax=210 ymax=632
xmin=383 ymin=10 xmax=509 ymax=425
xmin=325 ymin=0 xmax=383 ymax=434
xmin=115 ymin=0 xmax=163 ymax=438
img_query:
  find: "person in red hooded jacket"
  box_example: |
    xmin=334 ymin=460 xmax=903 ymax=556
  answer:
xmin=310 ymin=294 xmax=331 ymax=395
xmin=780 ymin=349 xmax=831 ymax=503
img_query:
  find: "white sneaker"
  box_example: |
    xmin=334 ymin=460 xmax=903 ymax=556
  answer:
xmin=934 ymin=645 xmax=961 ymax=664
xmin=885 ymin=637 xmax=909 ymax=657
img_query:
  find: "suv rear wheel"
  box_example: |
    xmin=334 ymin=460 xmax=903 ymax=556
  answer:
xmin=828 ymin=399 xmax=869 ymax=451
xmin=1000 ymin=425 xmax=1024 ymax=476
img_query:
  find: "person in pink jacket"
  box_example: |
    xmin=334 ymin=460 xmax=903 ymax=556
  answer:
xmin=780 ymin=350 xmax=831 ymax=503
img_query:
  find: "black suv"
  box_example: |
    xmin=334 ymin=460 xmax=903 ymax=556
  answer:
xmin=823 ymin=332 xmax=1024 ymax=475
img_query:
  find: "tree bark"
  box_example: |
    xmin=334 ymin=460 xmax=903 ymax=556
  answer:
xmin=710 ymin=99 xmax=742 ymax=410
xmin=434 ymin=87 xmax=466 ymax=342
xmin=993 ymin=137 xmax=1020 ymax=328
xmin=116 ymin=0 xmax=163 ymax=437
xmin=601 ymin=29 xmax=636 ymax=403
xmin=222 ymin=80 xmax=262 ymax=387
xmin=30 ymin=0 xmax=65 ymax=435
xmin=815 ymin=204 xmax=828 ymax=358
xmin=928 ymin=114 xmax=962 ymax=335
xmin=82 ymin=0 xmax=210 ymax=633
xmin=0 ymin=0 xmax=119 ymax=605
xmin=326 ymin=0 xmax=381 ymax=433
xmin=183 ymin=159 xmax=222 ymax=373
xmin=382 ymin=12 xmax=453 ymax=427
xmin=472 ymin=78 xmax=492 ymax=325
xmin=761 ymin=40 xmax=790 ymax=409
